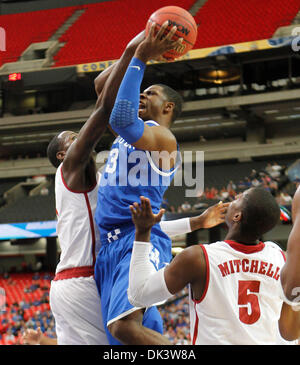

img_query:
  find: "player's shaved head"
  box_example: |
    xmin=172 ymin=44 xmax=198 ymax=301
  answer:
xmin=47 ymin=131 xmax=76 ymax=168
xmin=47 ymin=132 xmax=65 ymax=168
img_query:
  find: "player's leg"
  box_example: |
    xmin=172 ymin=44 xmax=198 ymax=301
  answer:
xmin=94 ymin=244 xmax=115 ymax=342
xmin=50 ymin=277 xmax=108 ymax=345
xmin=108 ymin=307 xmax=171 ymax=345
xmin=105 ymin=231 xmax=171 ymax=345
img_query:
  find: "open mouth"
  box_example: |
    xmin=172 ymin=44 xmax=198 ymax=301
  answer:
xmin=138 ymin=102 xmax=146 ymax=110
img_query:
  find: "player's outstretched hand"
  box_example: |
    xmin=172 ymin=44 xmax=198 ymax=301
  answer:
xmin=134 ymin=21 xmax=183 ymax=63
xmin=197 ymin=201 xmax=230 ymax=229
xmin=22 ymin=327 xmax=43 ymax=345
xmin=130 ymin=196 xmax=165 ymax=235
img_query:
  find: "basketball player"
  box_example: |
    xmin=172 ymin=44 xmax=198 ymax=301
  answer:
xmin=128 ymin=189 xmax=300 ymax=344
xmin=280 ymin=184 xmax=300 ymax=309
xmin=44 ymin=30 xmax=149 ymax=345
xmin=22 ymin=200 xmax=229 ymax=345
xmin=93 ymin=22 xmax=191 ymax=345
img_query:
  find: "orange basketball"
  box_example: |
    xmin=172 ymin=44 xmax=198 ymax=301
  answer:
xmin=145 ymin=6 xmax=198 ymax=61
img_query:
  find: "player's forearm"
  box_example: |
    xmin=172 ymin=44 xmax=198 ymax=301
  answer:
xmin=94 ymin=62 xmax=117 ymax=99
xmin=94 ymin=36 xmax=141 ymax=101
xmin=280 ymin=262 xmax=300 ymax=303
xmin=109 ymin=57 xmax=145 ymax=144
xmin=128 ymin=241 xmax=173 ymax=308
xmin=100 ymin=48 xmax=140 ymax=113
xmin=160 ymin=218 xmax=191 ymax=237
xmin=159 ymin=214 xmax=220 ymax=237
xmin=77 ymin=105 xmax=110 ymax=154
xmin=189 ymin=215 xmax=209 ymax=231
xmin=279 ymin=303 xmax=300 ymax=341
xmin=281 ymin=186 xmax=300 ymax=300
xmin=280 ymin=227 xmax=300 ymax=301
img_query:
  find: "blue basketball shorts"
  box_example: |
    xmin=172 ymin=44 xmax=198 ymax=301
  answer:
xmin=94 ymin=226 xmax=172 ymax=345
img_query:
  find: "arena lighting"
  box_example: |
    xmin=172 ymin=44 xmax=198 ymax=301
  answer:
xmin=8 ymin=72 xmax=21 ymax=81
xmin=198 ymin=68 xmax=240 ymax=84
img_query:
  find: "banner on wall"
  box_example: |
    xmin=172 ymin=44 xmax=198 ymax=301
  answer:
xmin=76 ymin=35 xmax=296 ymax=73
xmin=0 ymin=221 xmax=57 ymax=241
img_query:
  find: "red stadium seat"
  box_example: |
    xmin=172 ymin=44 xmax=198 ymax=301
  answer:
xmin=0 ymin=272 xmax=53 ymax=345
xmin=0 ymin=6 xmax=77 ymax=67
xmin=2 ymin=0 xmax=299 ymax=68
xmin=52 ymin=0 xmax=195 ymax=67
xmin=193 ymin=0 xmax=300 ymax=49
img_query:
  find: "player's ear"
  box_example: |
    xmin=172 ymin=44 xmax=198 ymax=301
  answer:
xmin=233 ymin=211 xmax=242 ymax=223
xmin=56 ymin=150 xmax=66 ymax=162
xmin=163 ymin=101 xmax=175 ymax=114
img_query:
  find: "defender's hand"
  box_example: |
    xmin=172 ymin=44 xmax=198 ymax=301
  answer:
xmin=191 ymin=202 xmax=230 ymax=231
xmin=130 ymin=196 xmax=165 ymax=235
xmin=126 ymin=30 xmax=146 ymax=52
xmin=199 ymin=201 xmax=229 ymax=229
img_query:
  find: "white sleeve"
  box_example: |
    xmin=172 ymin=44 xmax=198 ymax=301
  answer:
xmin=128 ymin=241 xmax=173 ymax=308
xmin=279 ymin=278 xmax=300 ymax=309
xmin=159 ymin=217 xmax=191 ymax=237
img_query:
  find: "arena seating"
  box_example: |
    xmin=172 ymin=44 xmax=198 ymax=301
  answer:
xmin=0 ymin=179 xmax=23 ymax=206
xmin=0 ymin=271 xmax=189 ymax=345
xmin=0 ymin=6 xmax=77 ymax=66
xmin=0 ymin=273 xmax=52 ymax=345
xmin=1 ymin=0 xmax=299 ymax=68
xmin=193 ymin=0 xmax=300 ymax=49
xmin=0 ymin=183 xmax=55 ymax=223
xmin=52 ymin=0 xmax=195 ymax=67
xmin=165 ymin=157 xmax=294 ymax=209
xmin=0 ymin=180 xmax=22 ymax=197
xmin=0 ymin=273 xmax=51 ymax=306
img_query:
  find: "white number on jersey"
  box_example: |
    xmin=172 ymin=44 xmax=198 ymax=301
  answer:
xmin=105 ymin=148 xmax=119 ymax=174
xmin=238 ymin=280 xmax=261 ymax=325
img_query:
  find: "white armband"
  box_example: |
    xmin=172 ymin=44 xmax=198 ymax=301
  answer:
xmin=279 ymin=277 xmax=300 ymax=309
xmin=128 ymin=241 xmax=173 ymax=308
xmin=160 ymin=218 xmax=191 ymax=237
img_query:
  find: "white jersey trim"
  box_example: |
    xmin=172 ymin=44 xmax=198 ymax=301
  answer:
xmin=106 ymin=306 xmax=143 ymax=327
xmin=190 ymin=244 xmax=210 ymax=304
xmin=144 ymin=120 xmax=180 ymax=177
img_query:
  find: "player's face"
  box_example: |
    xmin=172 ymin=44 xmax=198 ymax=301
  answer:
xmin=139 ymin=85 xmax=168 ymax=122
xmin=57 ymin=131 xmax=78 ymax=160
xmin=225 ymin=190 xmax=249 ymax=226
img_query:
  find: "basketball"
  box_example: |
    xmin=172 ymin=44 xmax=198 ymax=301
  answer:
xmin=145 ymin=6 xmax=198 ymax=61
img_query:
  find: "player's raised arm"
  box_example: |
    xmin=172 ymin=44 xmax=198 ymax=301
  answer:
xmin=109 ymin=22 xmax=182 ymax=155
xmin=94 ymin=31 xmax=146 ymax=108
xmin=159 ymin=201 xmax=229 ymax=237
xmin=63 ymin=32 xmax=146 ymax=171
xmin=278 ymin=302 xmax=300 ymax=341
xmin=280 ymin=185 xmax=300 ymax=304
xmin=94 ymin=63 xmax=116 ymax=100
xmin=128 ymin=197 xmax=206 ymax=308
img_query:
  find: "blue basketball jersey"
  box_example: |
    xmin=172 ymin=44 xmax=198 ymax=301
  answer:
xmin=94 ymin=120 xmax=181 ymax=239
